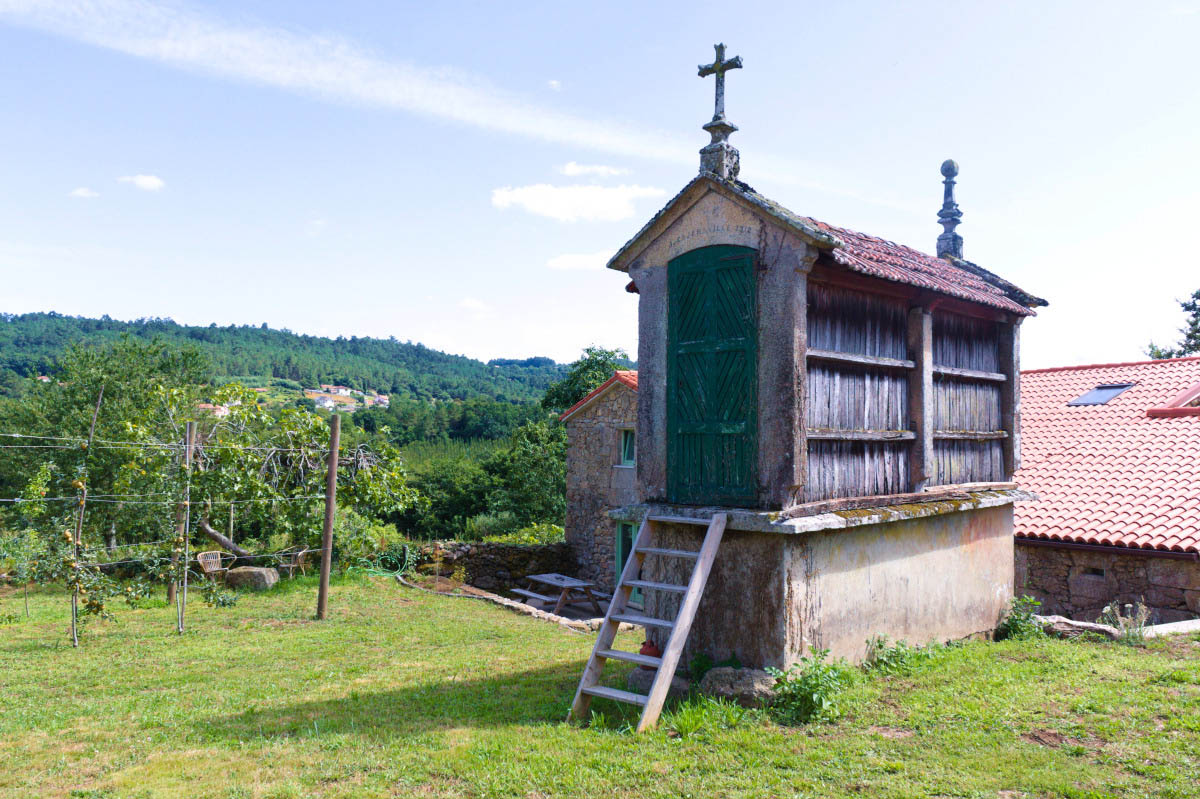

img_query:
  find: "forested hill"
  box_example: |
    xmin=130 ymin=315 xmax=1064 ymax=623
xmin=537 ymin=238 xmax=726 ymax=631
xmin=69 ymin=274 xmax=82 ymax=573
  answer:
xmin=0 ymin=312 xmax=565 ymax=402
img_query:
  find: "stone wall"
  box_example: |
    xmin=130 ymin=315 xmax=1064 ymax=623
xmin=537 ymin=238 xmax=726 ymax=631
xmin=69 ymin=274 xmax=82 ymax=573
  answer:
xmin=1016 ymin=542 xmax=1200 ymax=624
xmin=413 ymin=541 xmax=575 ymax=593
xmin=564 ymin=383 xmax=639 ymax=592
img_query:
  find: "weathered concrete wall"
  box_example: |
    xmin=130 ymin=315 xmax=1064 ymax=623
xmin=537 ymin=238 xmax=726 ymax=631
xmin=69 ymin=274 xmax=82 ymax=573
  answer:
xmin=644 ymin=505 xmax=1013 ymax=666
xmin=627 ymin=187 xmax=818 ymax=509
xmin=413 ymin=541 xmax=576 ymax=592
xmin=1015 ymin=543 xmax=1200 ymax=624
xmin=563 ymin=384 xmax=639 ymax=591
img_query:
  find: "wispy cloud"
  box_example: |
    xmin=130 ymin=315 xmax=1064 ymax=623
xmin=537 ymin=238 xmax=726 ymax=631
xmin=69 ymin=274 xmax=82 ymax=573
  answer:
xmin=68 ymin=187 xmax=98 ymax=198
xmin=547 ymin=79 xmax=561 ymax=91
xmin=547 ymin=250 xmax=611 ymax=271
xmin=0 ymin=0 xmax=687 ymax=163
xmin=118 ymin=174 xmax=165 ymax=191
xmin=306 ymin=217 xmax=327 ymax=237
xmin=491 ymin=184 xmax=666 ymax=222
xmin=559 ymin=161 xmax=631 ymax=178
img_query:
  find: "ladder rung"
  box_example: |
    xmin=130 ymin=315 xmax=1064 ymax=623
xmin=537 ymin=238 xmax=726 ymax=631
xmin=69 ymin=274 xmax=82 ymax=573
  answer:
xmin=625 ymin=579 xmax=688 ymax=594
xmin=611 ymin=612 xmax=675 ymax=630
xmin=597 ymin=648 xmax=662 ymax=668
xmin=647 ymin=514 xmax=713 ymax=525
xmin=510 ymin=588 xmax=556 ymax=603
xmin=636 ymin=546 xmax=699 ymax=559
xmin=581 ymin=685 xmax=649 ymax=706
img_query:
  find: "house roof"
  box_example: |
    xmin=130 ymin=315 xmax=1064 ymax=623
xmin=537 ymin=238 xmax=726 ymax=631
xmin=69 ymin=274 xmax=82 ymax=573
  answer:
xmin=1014 ymin=357 xmax=1200 ymax=553
xmin=559 ymin=370 xmax=638 ymax=422
xmin=608 ymin=174 xmax=1045 ymax=317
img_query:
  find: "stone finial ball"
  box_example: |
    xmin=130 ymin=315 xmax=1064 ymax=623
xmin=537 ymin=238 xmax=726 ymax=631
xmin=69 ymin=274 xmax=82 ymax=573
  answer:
xmin=940 ymin=159 xmax=959 ymax=178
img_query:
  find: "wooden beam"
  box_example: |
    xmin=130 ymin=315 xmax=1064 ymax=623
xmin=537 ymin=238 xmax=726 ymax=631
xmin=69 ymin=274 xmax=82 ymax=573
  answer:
xmin=806 ymin=348 xmax=916 ymax=370
xmin=805 ymin=428 xmax=915 ymax=442
xmin=932 ymin=365 xmax=1007 ymax=382
xmin=933 ymin=430 xmax=1008 ymax=441
xmin=999 ymin=321 xmax=1021 ymax=478
xmin=782 ymin=483 xmax=1015 ymax=519
xmin=907 ymin=308 xmax=934 ymax=491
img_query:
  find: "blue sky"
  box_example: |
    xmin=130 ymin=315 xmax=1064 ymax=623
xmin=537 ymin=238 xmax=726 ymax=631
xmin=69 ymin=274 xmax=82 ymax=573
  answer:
xmin=1 ymin=0 xmax=1198 ymax=367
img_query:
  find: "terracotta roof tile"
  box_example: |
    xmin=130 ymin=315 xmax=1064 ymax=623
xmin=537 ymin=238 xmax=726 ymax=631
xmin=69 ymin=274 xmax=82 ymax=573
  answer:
xmin=1015 ymin=357 xmax=1200 ymax=554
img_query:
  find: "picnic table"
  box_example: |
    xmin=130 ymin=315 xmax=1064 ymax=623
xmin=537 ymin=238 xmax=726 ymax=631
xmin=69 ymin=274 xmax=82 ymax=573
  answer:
xmin=512 ymin=573 xmax=604 ymax=616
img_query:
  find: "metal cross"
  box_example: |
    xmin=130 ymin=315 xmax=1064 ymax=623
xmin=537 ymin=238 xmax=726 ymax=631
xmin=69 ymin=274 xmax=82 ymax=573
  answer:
xmin=698 ymin=43 xmax=743 ymax=122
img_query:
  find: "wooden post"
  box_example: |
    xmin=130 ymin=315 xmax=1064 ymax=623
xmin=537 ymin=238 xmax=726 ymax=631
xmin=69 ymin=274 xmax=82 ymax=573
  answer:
xmin=907 ymin=308 xmax=934 ymax=491
xmin=177 ymin=422 xmax=194 ymax=634
xmin=999 ymin=320 xmax=1022 ymax=479
xmin=316 ymin=414 xmax=340 ymax=620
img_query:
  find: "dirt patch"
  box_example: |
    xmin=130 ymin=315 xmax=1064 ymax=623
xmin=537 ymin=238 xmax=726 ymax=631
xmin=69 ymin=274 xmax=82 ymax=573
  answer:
xmin=868 ymin=725 xmax=914 ymax=739
xmin=407 ymin=574 xmax=493 ymax=597
xmin=1023 ymin=728 xmax=1067 ymax=747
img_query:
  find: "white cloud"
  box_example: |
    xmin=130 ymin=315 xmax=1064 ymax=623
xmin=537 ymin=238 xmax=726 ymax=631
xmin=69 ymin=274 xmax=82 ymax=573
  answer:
xmin=68 ymin=187 xmax=98 ymax=198
xmin=0 ymin=0 xmax=687 ymax=164
xmin=306 ymin=217 xmax=327 ymax=237
xmin=491 ymin=183 xmax=666 ymax=222
xmin=118 ymin=174 xmax=165 ymax=191
xmin=559 ymin=161 xmax=631 ymax=178
xmin=547 ymin=250 xmax=612 ymax=271
xmin=547 ymin=79 xmax=561 ymax=91
xmin=458 ymin=297 xmax=488 ymax=311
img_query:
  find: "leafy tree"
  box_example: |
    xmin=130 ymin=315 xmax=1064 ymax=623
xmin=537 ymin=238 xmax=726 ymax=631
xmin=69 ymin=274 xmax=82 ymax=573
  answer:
xmin=1148 ymin=289 xmax=1200 ymax=359
xmin=395 ymin=458 xmax=490 ymax=539
xmin=482 ymin=420 xmax=567 ymax=526
xmin=541 ymin=346 xmax=630 ymax=412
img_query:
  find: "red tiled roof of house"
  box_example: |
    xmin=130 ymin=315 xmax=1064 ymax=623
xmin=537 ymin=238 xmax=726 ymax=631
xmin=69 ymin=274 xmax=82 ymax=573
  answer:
xmin=559 ymin=370 xmax=638 ymax=422
xmin=1015 ymin=357 xmax=1200 ymax=553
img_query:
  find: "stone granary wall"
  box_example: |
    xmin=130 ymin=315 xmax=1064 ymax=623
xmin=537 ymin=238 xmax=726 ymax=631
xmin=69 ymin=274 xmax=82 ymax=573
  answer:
xmin=1015 ymin=543 xmax=1200 ymax=624
xmin=563 ymin=383 xmax=638 ymax=592
xmin=413 ymin=541 xmax=575 ymax=592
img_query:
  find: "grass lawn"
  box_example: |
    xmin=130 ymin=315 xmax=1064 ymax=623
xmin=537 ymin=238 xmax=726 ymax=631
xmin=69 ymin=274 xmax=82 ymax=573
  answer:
xmin=1 ymin=576 xmax=1198 ymax=799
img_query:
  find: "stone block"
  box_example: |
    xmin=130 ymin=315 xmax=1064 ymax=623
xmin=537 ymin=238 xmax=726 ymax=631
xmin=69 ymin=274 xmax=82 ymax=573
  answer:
xmin=1067 ymin=573 xmax=1115 ymax=603
xmin=1146 ymin=559 xmax=1200 ymax=591
xmin=698 ymin=667 xmax=778 ymax=707
xmin=225 ymin=566 xmax=279 ymax=591
xmin=1145 ymin=585 xmax=1185 ymax=608
xmin=1186 ymin=590 xmax=1200 ymax=615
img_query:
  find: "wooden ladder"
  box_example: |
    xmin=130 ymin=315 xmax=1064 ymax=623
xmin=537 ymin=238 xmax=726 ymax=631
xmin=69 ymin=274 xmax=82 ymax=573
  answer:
xmin=568 ymin=512 xmax=727 ymax=732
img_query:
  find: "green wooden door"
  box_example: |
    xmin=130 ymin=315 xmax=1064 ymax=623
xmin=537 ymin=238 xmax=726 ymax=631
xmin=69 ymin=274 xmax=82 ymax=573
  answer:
xmin=667 ymin=244 xmax=758 ymax=506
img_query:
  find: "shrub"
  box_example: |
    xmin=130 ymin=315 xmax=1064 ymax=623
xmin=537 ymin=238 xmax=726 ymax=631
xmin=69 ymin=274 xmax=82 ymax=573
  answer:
xmin=766 ymin=648 xmax=856 ymax=725
xmin=460 ymin=511 xmax=521 ymax=541
xmin=996 ymin=595 xmax=1046 ymax=641
xmin=1098 ymin=600 xmax=1151 ymax=646
xmin=482 ymin=522 xmax=564 ymax=545
xmin=333 ymin=509 xmax=403 ymax=567
xmin=687 ymin=651 xmax=742 ymax=682
xmin=863 ymin=635 xmax=946 ymax=675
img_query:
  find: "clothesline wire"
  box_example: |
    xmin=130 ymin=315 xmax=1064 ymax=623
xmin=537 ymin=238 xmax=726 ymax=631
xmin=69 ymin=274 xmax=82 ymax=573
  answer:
xmin=1 ymin=432 xmax=335 ymax=454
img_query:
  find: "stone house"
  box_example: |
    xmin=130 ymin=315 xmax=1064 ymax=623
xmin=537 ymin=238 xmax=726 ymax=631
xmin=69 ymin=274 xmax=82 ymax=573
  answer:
xmin=568 ymin=45 xmax=1049 ymax=667
xmin=560 ymin=371 xmax=639 ymax=593
xmin=1014 ymin=357 xmax=1200 ymax=623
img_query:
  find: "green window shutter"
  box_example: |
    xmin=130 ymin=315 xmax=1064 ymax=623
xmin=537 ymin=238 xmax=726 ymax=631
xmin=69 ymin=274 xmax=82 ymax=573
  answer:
xmin=666 ymin=244 xmax=758 ymax=506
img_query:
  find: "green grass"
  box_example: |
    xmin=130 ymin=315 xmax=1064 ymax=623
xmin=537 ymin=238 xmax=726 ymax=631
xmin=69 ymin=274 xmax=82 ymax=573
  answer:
xmin=1 ymin=578 xmax=1198 ymax=798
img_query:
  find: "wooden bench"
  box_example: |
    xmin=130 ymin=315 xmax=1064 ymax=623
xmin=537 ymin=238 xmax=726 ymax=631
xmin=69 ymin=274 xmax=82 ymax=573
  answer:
xmin=518 ymin=573 xmax=604 ymax=616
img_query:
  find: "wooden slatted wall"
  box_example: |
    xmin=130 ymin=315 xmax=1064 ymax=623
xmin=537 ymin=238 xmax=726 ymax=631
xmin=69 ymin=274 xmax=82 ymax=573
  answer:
xmin=804 ymin=285 xmax=910 ymax=501
xmin=930 ymin=313 xmax=1005 ymax=485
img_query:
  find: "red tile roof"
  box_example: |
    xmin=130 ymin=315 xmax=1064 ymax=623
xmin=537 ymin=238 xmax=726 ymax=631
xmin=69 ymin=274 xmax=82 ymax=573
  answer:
xmin=607 ymin=175 xmax=1045 ymax=317
xmin=1015 ymin=357 xmax=1200 ymax=553
xmin=559 ymin=370 xmax=638 ymax=422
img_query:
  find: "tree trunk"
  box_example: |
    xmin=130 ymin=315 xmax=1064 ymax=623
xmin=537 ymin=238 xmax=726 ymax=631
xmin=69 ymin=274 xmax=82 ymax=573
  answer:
xmin=197 ymin=518 xmax=252 ymax=558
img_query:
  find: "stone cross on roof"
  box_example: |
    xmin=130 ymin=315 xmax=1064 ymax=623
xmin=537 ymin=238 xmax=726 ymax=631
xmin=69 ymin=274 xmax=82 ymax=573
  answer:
xmin=697 ymin=43 xmax=743 ymax=181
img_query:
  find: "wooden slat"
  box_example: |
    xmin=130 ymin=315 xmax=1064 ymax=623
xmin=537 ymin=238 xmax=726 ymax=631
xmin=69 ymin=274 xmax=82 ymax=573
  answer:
xmin=806 ymin=348 xmax=915 ymax=370
xmin=805 ymin=428 xmax=915 ymax=442
xmin=636 ymin=546 xmax=699 ymax=559
xmin=636 ymin=513 xmax=727 ymax=733
xmin=999 ymin=321 xmax=1021 ymax=478
xmin=581 ymin=685 xmax=648 ymax=706
xmin=611 ymin=612 xmax=675 ymax=630
xmin=510 ymin=588 xmax=556 ymax=603
xmin=625 ymin=579 xmax=688 ymax=594
xmin=932 ymin=364 xmax=1006 ymax=382
xmin=646 ymin=514 xmax=712 ymax=526
xmin=597 ymin=648 xmax=663 ymax=668
xmin=933 ymin=430 xmax=1008 ymax=441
